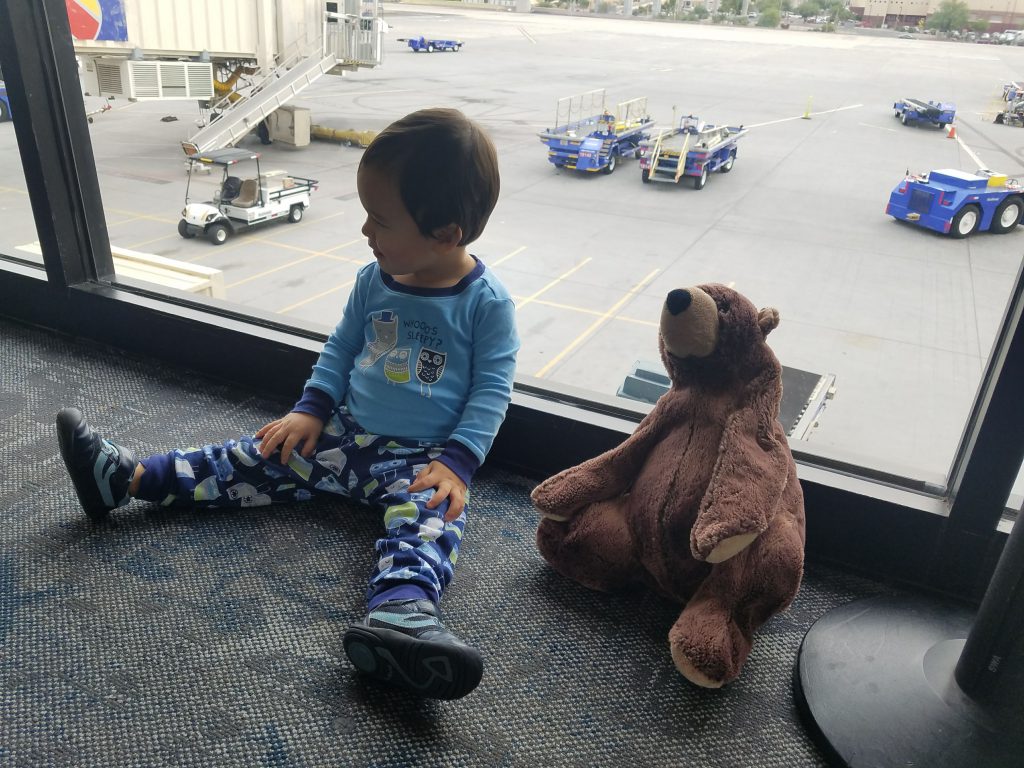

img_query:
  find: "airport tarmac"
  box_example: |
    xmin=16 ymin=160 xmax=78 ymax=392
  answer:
xmin=2 ymin=4 xmax=1024 ymax=488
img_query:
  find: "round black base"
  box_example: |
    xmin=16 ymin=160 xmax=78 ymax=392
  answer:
xmin=794 ymin=594 xmax=1024 ymax=768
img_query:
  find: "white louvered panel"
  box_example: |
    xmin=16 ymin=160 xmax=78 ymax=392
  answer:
xmin=186 ymin=64 xmax=214 ymax=99
xmin=158 ymin=63 xmax=187 ymax=98
xmin=128 ymin=62 xmax=160 ymax=99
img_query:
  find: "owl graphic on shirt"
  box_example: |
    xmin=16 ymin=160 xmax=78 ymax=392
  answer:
xmin=384 ymin=347 xmax=412 ymax=384
xmin=415 ymin=348 xmax=447 ymax=397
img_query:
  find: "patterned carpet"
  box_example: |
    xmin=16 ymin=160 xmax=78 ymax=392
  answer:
xmin=0 ymin=317 xmax=889 ymax=767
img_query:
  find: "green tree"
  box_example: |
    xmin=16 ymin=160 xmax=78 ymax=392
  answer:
xmin=719 ymin=0 xmax=742 ymax=14
xmin=925 ymin=0 xmax=969 ymax=33
xmin=757 ymin=7 xmax=780 ymax=25
xmin=796 ymin=0 xmax=820 ymax=18
xmin=692 ymin=3 xmax=710 ymax=18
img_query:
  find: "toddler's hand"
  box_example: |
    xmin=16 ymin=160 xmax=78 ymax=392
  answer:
xmin=408 ymin=461 xmax=466 ymax=522
xmin=254 ymin=412 xmax=324 ymax=464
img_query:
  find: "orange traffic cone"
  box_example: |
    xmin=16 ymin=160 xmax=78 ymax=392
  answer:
xmin=947 ymin=123 xmax=957 ymax=139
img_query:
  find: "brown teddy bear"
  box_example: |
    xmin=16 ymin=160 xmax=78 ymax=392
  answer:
xmin=531 ymin=284 xmax=806 ymax=688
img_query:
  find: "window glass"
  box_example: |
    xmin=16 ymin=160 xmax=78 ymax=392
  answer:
xmin=0 ymin=72 xmax=42 ymax=268
xmin=1007 ymin=461 xmax=1024 ymax=530
xmin=65 ymin=2 xmax=1024 ymax=487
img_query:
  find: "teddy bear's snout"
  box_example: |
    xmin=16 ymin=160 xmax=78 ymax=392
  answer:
xmin=666 ymin=289 xmax=692 ymax=316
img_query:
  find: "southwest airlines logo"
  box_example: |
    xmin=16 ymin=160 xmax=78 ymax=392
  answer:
xmin=66 ymin=0 xmax=128 ymax=42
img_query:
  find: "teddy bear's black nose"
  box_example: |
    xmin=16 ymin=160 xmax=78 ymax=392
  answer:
xmin=666 ymin=289 xmax=692 ymax=316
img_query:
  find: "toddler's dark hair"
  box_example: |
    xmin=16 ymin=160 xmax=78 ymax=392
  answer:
xmin=360 ymin=108 xmax=500 ymax=246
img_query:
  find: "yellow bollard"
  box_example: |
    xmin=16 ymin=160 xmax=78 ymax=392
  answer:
xmin=802 ymin=96 xmax=813 ymax=120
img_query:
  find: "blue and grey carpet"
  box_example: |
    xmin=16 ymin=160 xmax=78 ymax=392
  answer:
xmin=0 ymin=318 xmax=889 ymax=767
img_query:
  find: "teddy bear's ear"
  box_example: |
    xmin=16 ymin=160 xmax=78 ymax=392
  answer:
xmin=758 ymin=307 xmax=780 ymax=337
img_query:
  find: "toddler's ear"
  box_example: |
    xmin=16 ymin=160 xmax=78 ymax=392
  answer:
xmin=432 ymin=223 xmax=463 ymax=248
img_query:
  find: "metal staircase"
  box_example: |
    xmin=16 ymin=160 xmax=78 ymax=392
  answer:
xmin=182 ymin=10 xmax=384 ymax=156
xmin=183 ymin=44 xmax=337 ymax=155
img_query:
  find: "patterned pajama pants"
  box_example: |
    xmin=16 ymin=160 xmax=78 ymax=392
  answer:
xmin=140 ymin=407 xmax=466 ymax=605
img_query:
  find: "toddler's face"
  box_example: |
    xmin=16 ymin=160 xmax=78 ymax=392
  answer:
xmin=357 ymin=166 xmax=442 ymax=278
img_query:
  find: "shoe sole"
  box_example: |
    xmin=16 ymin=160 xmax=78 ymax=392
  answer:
xmin=55 ymin=408 xmax=110 ymax=522
xmin=343 ymin=625 xmax=483 ymax=700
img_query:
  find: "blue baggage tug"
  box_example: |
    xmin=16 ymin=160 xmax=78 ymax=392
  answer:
xmin=893 ymin=98 xmax=956 ymax=128
xmin=886 ymin=168 xmax=1024 ymax=238
xmin=638 ymin=115 xmax=747 ymax=190
xmin=398 ymin=36 xmax=463 ymax=52
xmin=538 ymin=89 xmax=654 ymax=174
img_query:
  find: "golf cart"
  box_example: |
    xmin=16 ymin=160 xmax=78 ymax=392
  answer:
xmin=178 ymin=148 xmax=318 ymax=245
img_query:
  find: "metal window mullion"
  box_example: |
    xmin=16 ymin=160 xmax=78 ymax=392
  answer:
xmin=0 ymin=0 xmax=114 ymax=287
xmin=948 ymin=257 xmax=1024 ymax=534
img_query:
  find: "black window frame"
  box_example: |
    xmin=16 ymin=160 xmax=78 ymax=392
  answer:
xmin=2 ymin=0 xmax=1021 ymax=602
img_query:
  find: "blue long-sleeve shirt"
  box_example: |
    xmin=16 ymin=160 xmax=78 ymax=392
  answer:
xmin=293 ymin=257 xmax=519 ymax=485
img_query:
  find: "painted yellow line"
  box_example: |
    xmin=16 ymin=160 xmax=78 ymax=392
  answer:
xmin=510 ymin=295 xmax=657 ymax=326
xmin=107 ymin=208 xmax=177 ymax=224
xmin=490 ymin=245 xmax=526 ymax=267
xmin=184 ymin=235 xmax=254 ymax=261
xmin=269 ymin=237 xmax=365 ymax=260
xmin=276 ymin=277 xmax=357 ymax=314
xmin=534 ymin=268 xmax=660 ymax=379
xmin=515 ymin=258 xmax=593 ymax=309
xmin=184 ymin=234 xmax=364 ymax=264
xmin=124 ymin=233 xmax=179 ymax=250
xmin=0 ymin=186 xmax=26 ymax=195
xmin=227 ymin=254 xmax=320 ymax=289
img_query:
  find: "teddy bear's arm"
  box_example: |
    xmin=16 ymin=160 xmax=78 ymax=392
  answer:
xmin=690 ymin=405 xmax=791 ymax=562
xmin=531 ymin=395 xmax=688 ymax=520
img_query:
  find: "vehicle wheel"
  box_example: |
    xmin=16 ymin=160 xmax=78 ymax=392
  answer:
xmin=455 ymin=44 xmax=462 ymax=51
xmin=0 ymin=102 xmax=8 ymax=122
xmin=901 ymin=113 xmax=909 ymax=125
xmin=720 ymin=152 xmax=736 ymax=173
xmin=288 ymin=204 xmax=304 ymax=223
xmin=894 ymin=110 xmax=900 ymax=118
xmin=641 ymin=168 xmax=651 ymax=183
xmin=177 ymin=219 xmax=195 ymax=239
xmin=207 ymin=222 xmax=230 ymax=245
xmin=634 ymin=147 xmax=642 ymax=160
xmin=693 ymin=166 xmax=708 ymax=190
xmin=991 ymin=197 xmax=1024 ymax=233
xmin=427 ymin=44 xmax=435 ymax=52
xmin=603 ymin=152 xmax=617 ymax=174
xmin=996 ymin=113 xmax=1006 ymax=124
xmin=938 ymin=123 xmax=946 ymax=129
xmin=949 ymin=205 xmax=981 ymax=238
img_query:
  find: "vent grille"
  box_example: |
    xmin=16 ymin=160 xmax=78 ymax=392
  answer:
xmin=122 ymin=61 xmax=213 ymax=100
xmin=158 ymin=63 xmax=187 ymax=98
xmin=95 ymin=62 xmax=124 ymax=96
xmin=130 ymin=62 xmax=161 ymax=99
xmin=186 ymin=65 xmax=214 ymax=99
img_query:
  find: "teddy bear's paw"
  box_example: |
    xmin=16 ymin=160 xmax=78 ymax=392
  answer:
xmin=530 ymin=473 xmax=582 ymax=519
xmin=705 ymin=532 xmax=760 ymax=564
xmin=670 ymin=643 xmax=725 ymax=689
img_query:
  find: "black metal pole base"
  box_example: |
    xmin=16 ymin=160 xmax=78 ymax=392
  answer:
xmin=794 ymin=594 xmax=1024 ymax=768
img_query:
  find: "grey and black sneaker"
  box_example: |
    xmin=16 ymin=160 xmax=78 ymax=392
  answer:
xmin=343 ymin=598 xmax=484 ymax=700
xmin=56 ymin=407 xmax=137 ymax=521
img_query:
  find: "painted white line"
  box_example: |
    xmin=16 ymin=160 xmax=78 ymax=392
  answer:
xmin=746 ymin=104 xmax=863 ymax=129
xmin=955 ymin=134 xmax=986 ymax=169
xmin=858 ymin=122 xmax=899 ymax=133
xmin=518 ymin=26 xmax=536 ymax=43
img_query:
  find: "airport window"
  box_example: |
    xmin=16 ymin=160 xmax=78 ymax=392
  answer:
xmin=0 ymin=72 xmax=43 ymax=270
xmin=1 ymin=0 xmax=1022 ymax=583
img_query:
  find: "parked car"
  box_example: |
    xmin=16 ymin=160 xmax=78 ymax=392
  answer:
xmin=0 ymin=80 xmax=11 ymax=122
